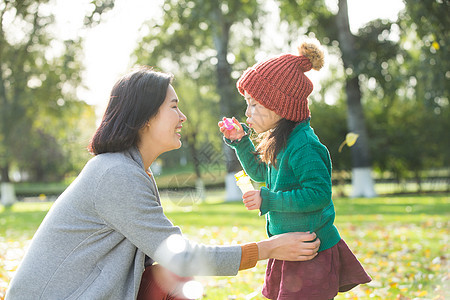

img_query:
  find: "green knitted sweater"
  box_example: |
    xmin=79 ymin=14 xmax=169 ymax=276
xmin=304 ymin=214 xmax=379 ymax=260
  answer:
xmin=226 ymin=120 xmax=341 ymax=252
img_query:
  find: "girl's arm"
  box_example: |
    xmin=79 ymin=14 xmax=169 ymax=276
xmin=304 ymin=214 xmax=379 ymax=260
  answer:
xmin=230 ymin=135 xmax=267 ymax=182
xmin=219 ymin=118 xmax=267 ymax=181
xmin=260 ymin=144 xmax=332 ymax=215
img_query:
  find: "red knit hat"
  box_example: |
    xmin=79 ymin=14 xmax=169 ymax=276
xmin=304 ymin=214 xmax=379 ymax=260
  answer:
xmin=237 ymin=42 xmax=324 ymax=122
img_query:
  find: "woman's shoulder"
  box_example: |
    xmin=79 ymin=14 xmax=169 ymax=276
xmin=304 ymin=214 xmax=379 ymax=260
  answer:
xmin=84 ymin=150 xmax=145 ymax=179
xmin=89 ymin=151 xmax=127 ymax=164
xmin=86 ymin=152 xmax=126 ymax=170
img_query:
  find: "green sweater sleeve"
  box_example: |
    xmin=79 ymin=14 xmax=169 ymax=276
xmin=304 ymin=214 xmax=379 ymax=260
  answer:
xmin=224 ymin=132 xmax=267 ymax=182
xmin=260 ymin=144 xmax=332 ymax=214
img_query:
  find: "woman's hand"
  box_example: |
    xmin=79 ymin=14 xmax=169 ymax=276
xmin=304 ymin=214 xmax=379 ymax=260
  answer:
xmin=139 ymin=264 xmax=193 ymax=299
xmin=242 ymin=190 xmax=262 ymax=210
xmin=218 ymin=117 xmax=245 ymax=141
xmin=256 ymin=232 xmax=320 ymax=261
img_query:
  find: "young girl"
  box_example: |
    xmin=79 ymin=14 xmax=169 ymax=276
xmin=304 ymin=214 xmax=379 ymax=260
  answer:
xmin=219 ymin=41 xmax=371 ymax=299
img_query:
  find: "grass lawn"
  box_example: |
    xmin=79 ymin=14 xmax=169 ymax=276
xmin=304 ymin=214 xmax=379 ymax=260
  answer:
xmin=1 ymin=192 xmax=449 ymax=299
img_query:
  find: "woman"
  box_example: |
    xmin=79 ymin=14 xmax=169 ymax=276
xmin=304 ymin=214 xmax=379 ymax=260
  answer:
xmin=5 ymin=66 xmax=320 ymax=300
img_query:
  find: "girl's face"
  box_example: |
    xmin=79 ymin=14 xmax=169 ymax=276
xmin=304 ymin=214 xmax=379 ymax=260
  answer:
xmin=142 ymin=84 xmax=187 ymax=153
xmin=244 ymin=91 xmax=282 ymax=133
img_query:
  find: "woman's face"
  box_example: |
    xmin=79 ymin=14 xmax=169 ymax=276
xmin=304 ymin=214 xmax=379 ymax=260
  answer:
xmin=244 ymin=90 xmax=281 ymax=133
xmin=142 ymin=84 xmax=187 ymax=152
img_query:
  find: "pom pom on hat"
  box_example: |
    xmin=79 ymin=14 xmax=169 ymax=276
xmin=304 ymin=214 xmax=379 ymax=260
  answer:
xmin=298 ymin=42 xmax=325 ymax=71
xmin=237 ymin=38 xmax=325 ymax=122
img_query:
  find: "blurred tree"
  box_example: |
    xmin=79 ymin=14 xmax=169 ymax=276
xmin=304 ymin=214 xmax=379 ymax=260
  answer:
xmin=133 ymin=0 xmax=265 ymax=200
xmin=0 ymin=0 xmax=114 ymax=206
xmin=367 ymin=97 xmax=448 ymax=192
xmin=310 ymin=100 xmax=349 ymax=170
xmin=334 ymin=0 xmax=377 ymax=197
xmin=400 ymin=0 xmax=449 ymax=109
xmin=174 ymin=72 xmax=221 ymax=199
xmin=310 ymin=0 xmax=448 ymax=192
xmin=278 ymin=0 xmax=410 ymax=197
xmin=366 ymin=0 xmax=450 ymax=188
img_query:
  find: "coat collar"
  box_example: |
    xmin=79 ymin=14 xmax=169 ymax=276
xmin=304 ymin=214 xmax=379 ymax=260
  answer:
xmin=125 ymin=146 xmax=148 ymax=172
xmin=288 ymin=118 xmax=311 ymax=140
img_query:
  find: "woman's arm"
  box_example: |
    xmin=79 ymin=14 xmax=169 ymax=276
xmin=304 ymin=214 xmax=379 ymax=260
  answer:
xmin=238 ymin=231 xmax=319 ymax=270
xmin=95 ymin=165 xmax=242 ymax=277
xmin=94 ymin=164 xmax=318 ymax=277
xmin=257 ymin=232 xmax=319 ymax=261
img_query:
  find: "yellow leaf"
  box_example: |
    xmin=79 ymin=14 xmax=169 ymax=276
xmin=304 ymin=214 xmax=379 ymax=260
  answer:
xmin=346 ymin=133 xmax=359 ymax=147
xmin=417 ymin=291 xmax=428 ymax=296
xmin=432 ymin=41 xmax=440 ymax=50
xmin=338 ymin=133 xmax=359 ymax=152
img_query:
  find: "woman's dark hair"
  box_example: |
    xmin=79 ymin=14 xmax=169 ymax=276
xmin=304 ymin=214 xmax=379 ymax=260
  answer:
xmin=88 ymin=66 xmax=173 ymax=155
xmin=255 ymin=119 xmax=299 ymax=167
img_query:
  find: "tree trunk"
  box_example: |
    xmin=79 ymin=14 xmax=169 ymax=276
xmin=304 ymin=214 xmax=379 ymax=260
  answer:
xmin=1 ymin=164 xmax=10 ymax=183
xmin=0 ymin=68 xmax=17 ymax=206
xmin=1 ymin=163 xmax=16 ymax=206
xmin=414 ymin=170 xmax=422 ymax=193
xmin=336 ymin=0 xmax=376 ymax=197
xmin=211 ymin=3 xmax=244 ymax=201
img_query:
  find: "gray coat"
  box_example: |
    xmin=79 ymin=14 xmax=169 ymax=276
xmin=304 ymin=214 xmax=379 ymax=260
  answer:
xmin=6 ymin=147 xmax=241 ymax=300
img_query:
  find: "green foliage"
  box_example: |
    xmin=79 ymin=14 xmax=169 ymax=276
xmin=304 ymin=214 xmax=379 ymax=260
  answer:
xmin=367 ymin=98 xmax=449 ymax=179
xmin=277 ymin=0 xmax=336 ymax=42
xmin=276 ymin=0 xmax=449 ymax=179
xmin=133 ymin=0 xmax=265 ymax=118
xmin=359 ymin=0 xmax=450 ymax=178
xmin=83 ymin=0 xmax=115 ymax=26
xmin=0 ymin=1 xmax=111 ymax=183
xmin=174 ymin=73 xmax=221 ymax=148
xmin=133 ymin=0 xmax=268 ymax=174
xmin=354 ymin=19 xmax=401 ymax=102
xmin=13 ymin=181 xmax=69 ymax=198
xmin=133 ymin=0 xmax=263 ymax=67
xmin=310 ymin=100 xmax=351 ymax=170
xmin=397 ymin=0 xmax=449 ymax=110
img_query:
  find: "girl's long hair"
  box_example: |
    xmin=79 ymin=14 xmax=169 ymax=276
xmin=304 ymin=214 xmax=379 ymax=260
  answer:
xmin=255 ymin=118 xmax=299 ymax=167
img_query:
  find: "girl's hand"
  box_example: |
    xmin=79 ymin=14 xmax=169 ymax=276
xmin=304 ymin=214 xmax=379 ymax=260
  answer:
xmin=218 ymin=117 xmax=245 ymax=141
xmin=242 ymin=190 xmax=262 ymax=210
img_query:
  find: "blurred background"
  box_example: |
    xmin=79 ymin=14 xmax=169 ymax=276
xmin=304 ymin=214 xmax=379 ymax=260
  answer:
xmin=0 ymin=0 xmax=449 ymax=203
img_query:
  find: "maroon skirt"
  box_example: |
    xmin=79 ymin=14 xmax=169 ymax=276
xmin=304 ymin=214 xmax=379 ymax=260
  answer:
xmin=262 ymin=239 xmax=372 ymax=300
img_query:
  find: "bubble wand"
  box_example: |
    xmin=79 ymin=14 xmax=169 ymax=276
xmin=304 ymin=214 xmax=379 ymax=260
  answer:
xmin=234 ymin=170 xmax=254 ymax=194
xmin=222 ymin=118 xmax=240 ymax=131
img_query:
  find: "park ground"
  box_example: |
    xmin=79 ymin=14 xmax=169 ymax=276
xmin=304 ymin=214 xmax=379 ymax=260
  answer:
xmin=0 ymin=192 xmax=449 ymax=299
